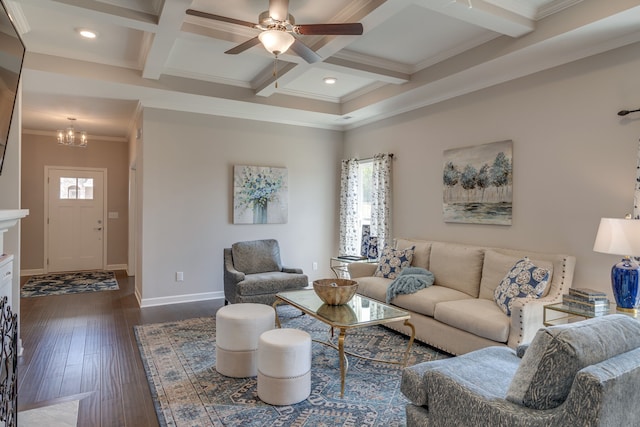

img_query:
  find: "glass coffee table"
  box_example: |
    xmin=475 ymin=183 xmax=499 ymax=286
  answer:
xmin=274 ymin=289 xmax=415 ymax=397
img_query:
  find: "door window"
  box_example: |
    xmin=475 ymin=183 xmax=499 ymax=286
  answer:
xmin=59 ymin=177 xmax=94 ymax=200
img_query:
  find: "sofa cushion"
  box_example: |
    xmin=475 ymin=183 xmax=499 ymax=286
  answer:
xmin=402 ymin=346 xmax=520 ymax=407
xmin=386 ymin=267 xmax=435 ymax=303
xmin=395 ymin=238 xmax=431 ymax=270
xmin=479 ymin=250 xmax=554 ymax=300
xmin=494 ymin=257 xmax=550 ymax=316
xmin=355 ymin=276 xmax=393 ymax=302
xmin=374 ymin=246 xmax=415 ymax=279
xmin=506 ymin=314 xmax=640 ymax=410
xmin=434 ymin=299 xmax=511 ymax=343
xmin=392 ymin=286 xmax=474 ymax=318
xmin=428 ymin=242 xmax=484 ymax=297
xmin=232 ymin=239 xmax=283 ymax=274
xmin=236 ymin=271 xmax=308 ymax=296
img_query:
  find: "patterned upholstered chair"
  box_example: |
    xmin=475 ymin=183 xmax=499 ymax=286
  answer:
xmin=401 ymin=314 xmax=640 ymax=427
xmin=223 ymin=239 xmax=308 ymax=305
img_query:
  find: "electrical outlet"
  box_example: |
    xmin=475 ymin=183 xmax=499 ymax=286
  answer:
xmin=312 ymin=262 xmax=318 ymax=271
xmin=176 ymin=272 xmax=184 ymax=282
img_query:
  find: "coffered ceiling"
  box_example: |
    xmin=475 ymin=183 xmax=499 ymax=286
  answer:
xmin=7 ymin=0 xmax=640 ymax=139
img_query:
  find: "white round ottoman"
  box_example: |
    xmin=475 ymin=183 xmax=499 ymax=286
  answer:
xmin=257 ymin=328 xmax=312 ymax=406
xmin=216 ymin=303 xmax=275 ymax=378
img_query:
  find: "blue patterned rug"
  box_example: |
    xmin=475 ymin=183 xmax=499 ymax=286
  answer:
xmin=20 ymin=271 xmax=119 ymax=298
xmin=134 ymin=306 xmax=449 ymax=426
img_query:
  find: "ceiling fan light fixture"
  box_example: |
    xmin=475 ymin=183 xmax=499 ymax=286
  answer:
xmin=258 ymin=29 xmax=294 ymax=55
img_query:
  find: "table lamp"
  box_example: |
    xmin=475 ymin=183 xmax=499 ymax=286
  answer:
xmin=593 ymin=217 xmax=640 ymax=313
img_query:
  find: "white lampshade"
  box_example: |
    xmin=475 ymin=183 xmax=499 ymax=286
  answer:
xmin=593 ymin=218 xmax=640 ymax=256
xmin=258 ymin=30 xmax=295 ymax=55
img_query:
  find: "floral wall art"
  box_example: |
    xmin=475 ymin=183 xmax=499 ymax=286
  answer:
xmin=233 ymin=165 xmax=288 ymax=224
xmin=442 ymin=140 xmax=513 ymax=225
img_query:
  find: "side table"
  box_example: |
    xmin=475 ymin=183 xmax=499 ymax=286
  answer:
xmin=330 ymin=256 xmax=377 ymax=279
xmin=543 ymin=302 xmax=637 ymax=327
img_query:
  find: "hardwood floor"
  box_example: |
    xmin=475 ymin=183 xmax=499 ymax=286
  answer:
xmin=18 ymin=270 xmax=224 ymax=426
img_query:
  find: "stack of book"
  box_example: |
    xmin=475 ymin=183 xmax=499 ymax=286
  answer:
xmin=562 ymin=288 xmax=610 ymax=315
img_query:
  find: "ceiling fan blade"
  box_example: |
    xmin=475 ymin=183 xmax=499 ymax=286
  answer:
xmin=269 ymin=0 xmax=289 ymax=21
xmin=225 ymin=37 xmax=262 ymax=55
xmin=290 ymin=39 xmax=322 ymax=64
xmin=186 ymin=9 xmax=258 ymax=29
xmin=295 ymin=23 xmax=363 ymax=36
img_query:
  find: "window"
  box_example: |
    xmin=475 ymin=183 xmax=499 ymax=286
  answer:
xmin=59 ymin=177 xmax=94 ymax=200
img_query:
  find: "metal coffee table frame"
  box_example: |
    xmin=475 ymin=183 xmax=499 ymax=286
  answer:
xmin=273 ymin=289 xmax=415 ymax=397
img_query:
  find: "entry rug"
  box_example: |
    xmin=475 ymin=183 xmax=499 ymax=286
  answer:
xmin=21 ymin=270 xmax=119 ymax=298
xmin=134 ymin=306 xmax=449 ymax=427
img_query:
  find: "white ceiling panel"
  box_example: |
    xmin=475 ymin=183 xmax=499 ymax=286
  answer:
xmin=347 ymin=4 xmax=499 ymax=68
xmin=281 ymin=67 xmax=378 ymax=102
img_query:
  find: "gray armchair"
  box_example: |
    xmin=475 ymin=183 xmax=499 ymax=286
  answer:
xmin=223 ymin=239 xmax=308 ymax=305
xmin=401 ymin=314 xmax=640 ymax=427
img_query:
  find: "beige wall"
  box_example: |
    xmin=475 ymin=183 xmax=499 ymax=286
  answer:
xmin=136 ymin=108 xmax=343 ymax=305
xmin=20 ymin=133 xmax=129 ymax=270
xmin=344 ymin=41 xmax=640 ymax=298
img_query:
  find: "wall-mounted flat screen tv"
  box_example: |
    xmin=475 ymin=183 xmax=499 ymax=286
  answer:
xmin=0 ymin=0 xmax=25 ymax=176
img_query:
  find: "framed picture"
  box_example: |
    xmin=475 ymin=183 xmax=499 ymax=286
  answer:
xmin=233 ymin=165 xmax=288 ymax=224
xmin=443 ymin=140 xmax=513 ymax=225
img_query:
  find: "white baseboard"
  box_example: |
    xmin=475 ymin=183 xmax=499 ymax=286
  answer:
xmin=21 ymin=268 xmax=44 ymax=277
xmin=139 ymin=291 xmax=224 ymax=308
xmin=106 ymin=264 xmax=127 ymax=271
xmin=135 ymin=287 xmax=142 ymax=306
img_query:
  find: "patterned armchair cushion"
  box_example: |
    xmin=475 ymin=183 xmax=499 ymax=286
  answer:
xmin=374 ymin=246 xmax=415 ymax=279
xmin=494 ymin=257 xmax=550 ymax=316
xmin=232 ymin=239 xmax=282 ymax=274
xmin=506 ymin=314 xmax=640 ymax=410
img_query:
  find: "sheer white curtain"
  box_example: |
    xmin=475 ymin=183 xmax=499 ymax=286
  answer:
xmin=370 ymin=153 xmax=393 ymax=250
xmin=339 ymin=158 xmax=359 ymax=255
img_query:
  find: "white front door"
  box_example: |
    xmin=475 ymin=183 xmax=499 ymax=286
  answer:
xmin=46 ymin=167 xmax=106 ymax=272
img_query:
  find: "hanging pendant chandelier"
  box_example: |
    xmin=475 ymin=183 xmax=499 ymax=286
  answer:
xmin=57 ymin=117 xmax=88 ymax=148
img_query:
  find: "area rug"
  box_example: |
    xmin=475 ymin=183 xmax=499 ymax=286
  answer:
xmin=135 ymin=306 xmax=449 ymax=427
xmin=20 ymin=271 xmax=119 ymax=298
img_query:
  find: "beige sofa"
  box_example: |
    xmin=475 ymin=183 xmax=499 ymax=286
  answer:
xmin=348 ymin=238 xmax=576 ymax=355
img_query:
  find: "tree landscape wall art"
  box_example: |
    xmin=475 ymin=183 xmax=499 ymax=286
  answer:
xmin=233 ymin=165 xmax=288 ymax=224
xmin=443 ymin=140 xmax=513 ymax=225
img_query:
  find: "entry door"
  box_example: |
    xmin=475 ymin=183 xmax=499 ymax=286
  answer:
xmin=47 ymin=167 xmax=106 ymax=272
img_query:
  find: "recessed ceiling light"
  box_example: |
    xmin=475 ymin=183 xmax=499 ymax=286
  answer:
xmin=76 ymin=28 xmax=97 ymax=39
xmin=323 ymin=77 xmax=337 ymax=85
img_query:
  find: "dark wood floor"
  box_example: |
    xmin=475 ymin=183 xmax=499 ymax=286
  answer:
xmin=18 ymin=270 xmax=224 ymax=426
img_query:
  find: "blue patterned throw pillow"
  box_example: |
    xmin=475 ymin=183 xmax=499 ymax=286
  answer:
xmin=374 ymin=246 xmax=415 ymax=279
xmin=494 ymin=257 xmax=550 ymax=316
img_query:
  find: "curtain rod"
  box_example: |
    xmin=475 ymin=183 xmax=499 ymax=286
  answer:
xmin=356 ymin=153 xmax=394 ymax=162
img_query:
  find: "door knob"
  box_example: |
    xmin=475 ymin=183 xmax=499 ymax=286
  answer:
xmin=94 ymin=227 xmax=102 ymax=231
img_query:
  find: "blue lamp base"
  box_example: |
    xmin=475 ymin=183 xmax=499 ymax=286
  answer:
xmin=611 ymin=257 xmax=640 ymax=314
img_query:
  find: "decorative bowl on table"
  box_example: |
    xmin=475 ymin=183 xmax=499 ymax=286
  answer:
xmin=312 ymin=278 xmax=358 ymax=305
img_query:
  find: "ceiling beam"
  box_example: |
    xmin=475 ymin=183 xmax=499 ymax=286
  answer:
xmin=142 ymin=0 xmax=192 ymax=80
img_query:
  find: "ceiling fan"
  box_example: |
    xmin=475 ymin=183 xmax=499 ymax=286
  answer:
xmin=186 ymin=0 xmax=364 ymax=63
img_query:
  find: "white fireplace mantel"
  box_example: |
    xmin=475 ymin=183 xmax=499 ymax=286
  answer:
xmin=0 ymin=209 xmax=29 ymax=254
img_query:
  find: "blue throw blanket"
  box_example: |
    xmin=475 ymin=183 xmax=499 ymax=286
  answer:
xmin=386 ymin=267 xmax=435 ymax=303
